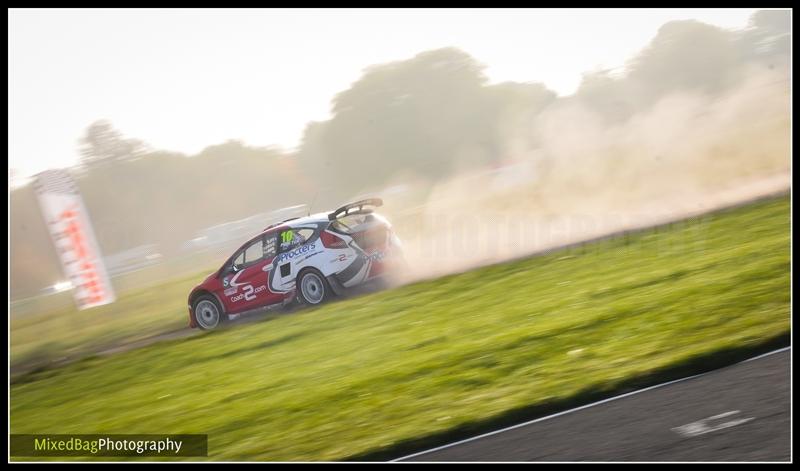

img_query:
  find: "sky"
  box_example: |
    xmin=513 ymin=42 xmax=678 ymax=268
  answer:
xmin=9 ymin=8 xmax=759 ymax=180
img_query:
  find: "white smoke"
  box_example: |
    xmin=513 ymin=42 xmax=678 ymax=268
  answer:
xmin=384 ymin=65 xmax=790 ymax=281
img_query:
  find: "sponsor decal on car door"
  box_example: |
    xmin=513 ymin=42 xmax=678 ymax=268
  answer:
xmin=224 ymin=262 xmax=272 ymax=312
xmin=272 ymin=227 xmax=321 ymax=292
xmin=223 ymin=234 xmax=281 ymax=313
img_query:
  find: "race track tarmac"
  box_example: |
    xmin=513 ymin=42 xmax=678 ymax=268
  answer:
xmin=400 ymin=348 xmax=790 ymax=462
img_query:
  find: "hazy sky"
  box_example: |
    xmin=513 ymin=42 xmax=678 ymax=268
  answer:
xmin=9 ymin=8 xmax=758 ymax=179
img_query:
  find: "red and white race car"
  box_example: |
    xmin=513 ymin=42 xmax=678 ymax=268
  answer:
xmin=187 ymin=199 xmax=404 ymax=330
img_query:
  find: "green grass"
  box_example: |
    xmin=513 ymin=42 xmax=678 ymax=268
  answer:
xmin=10 ymin=263 xmax=220 ymax=374
xmin=10 ymin=195 xmax=790 ymax=461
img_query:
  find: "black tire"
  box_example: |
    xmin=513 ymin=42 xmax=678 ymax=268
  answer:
xmin=192 ymin=294 xmax=226 ymax=330
xmin=296 ymin=268 xmax=332 ymax=306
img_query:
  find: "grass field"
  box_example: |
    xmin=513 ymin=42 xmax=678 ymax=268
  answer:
xmin=10 ymin=195 xmax=790 ymax=461
xmin=10 ymin=267 xmax=216 ymax=374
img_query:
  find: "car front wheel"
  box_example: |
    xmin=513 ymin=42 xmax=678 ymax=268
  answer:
xmin=193 ymin=295 xmax=224 ymax=330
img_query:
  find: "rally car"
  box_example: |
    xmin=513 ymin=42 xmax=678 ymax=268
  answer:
xmin=187 ymin=198 xmax=404 ymax=330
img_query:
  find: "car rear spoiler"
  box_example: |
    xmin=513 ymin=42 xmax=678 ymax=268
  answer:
xmin=328 ymin=198 xmax=383 ymax=221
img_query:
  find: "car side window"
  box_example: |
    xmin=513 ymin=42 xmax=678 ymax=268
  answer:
xmin=263 ymin=233 xmax=277 ymax=258
xmin=233 ymin=236 xmax=267 ymax=270
xmin=233 ymin=252 xmax=244 ymax=268
xmin=243 ymin=239 xmax=263 ymax=264
xmin=296 ymin=228 xmax=314 ymax=243
xmin=278 ymin=228 xmax=315 ymax=252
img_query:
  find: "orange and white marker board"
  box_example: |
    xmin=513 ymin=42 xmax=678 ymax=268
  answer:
xmin=34 ymin=169 xmax=115 ymax=309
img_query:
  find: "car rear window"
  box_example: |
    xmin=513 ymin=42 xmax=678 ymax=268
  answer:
xmin=329 ymin=214 xmax=374 ymax=234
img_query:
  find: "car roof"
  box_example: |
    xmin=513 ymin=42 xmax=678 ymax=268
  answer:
xmin=260 ymin=212 xmax=330 ymax=234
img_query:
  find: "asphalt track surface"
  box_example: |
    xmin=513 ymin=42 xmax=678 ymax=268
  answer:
xmin=398 ymin=348 xmax=791 ymax=462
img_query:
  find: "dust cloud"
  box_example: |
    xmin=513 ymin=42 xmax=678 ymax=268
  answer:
xmin=382 ymin=66 xmax=790 ymax=281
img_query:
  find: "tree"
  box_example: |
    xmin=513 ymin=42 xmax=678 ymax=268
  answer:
xmin=78 ymin=120 xmax=147 ymax=167
xmin=625 ymin=20 xmax=740 ymax=105
xmin=739 ymin=10 xmax=790 ymax=67
xmin=300 ymin=48 xmax=503 ymax=190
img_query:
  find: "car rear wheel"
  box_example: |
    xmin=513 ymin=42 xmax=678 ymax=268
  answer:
xmin=297 ymin=269 xmax=332 ymax=306
xmin=193 ymin=295 xmax=224 ymax=330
